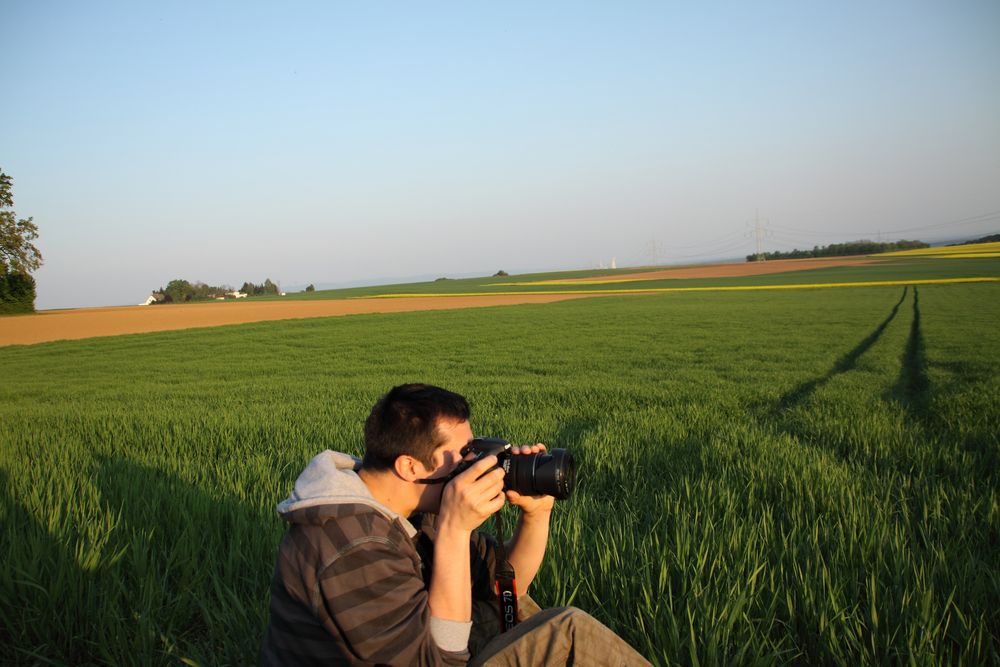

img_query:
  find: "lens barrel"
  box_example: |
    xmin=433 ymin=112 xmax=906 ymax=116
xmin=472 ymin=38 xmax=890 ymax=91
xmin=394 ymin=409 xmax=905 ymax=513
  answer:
xmin=505 ymin=448 xmax=575 ymax=500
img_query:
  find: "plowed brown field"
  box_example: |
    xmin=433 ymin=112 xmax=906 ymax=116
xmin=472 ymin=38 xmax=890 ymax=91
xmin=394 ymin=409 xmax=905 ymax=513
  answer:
xmin=561 ymin=256 xmax=883 ymax=282
xmin=0 ymin=294 xmax=595 ymax=347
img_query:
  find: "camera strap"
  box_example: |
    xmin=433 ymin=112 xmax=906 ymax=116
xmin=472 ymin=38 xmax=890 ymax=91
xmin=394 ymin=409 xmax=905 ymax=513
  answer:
xmin=492 ymin=512 xmax=519 ymax=632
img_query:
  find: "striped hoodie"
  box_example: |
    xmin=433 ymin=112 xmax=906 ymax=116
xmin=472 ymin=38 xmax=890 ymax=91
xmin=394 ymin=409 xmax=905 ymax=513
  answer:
xmin=261 ymin=451 xmax=501 ymax=666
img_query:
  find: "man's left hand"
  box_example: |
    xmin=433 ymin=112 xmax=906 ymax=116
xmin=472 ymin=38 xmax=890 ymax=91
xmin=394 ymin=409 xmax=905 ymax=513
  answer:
xmin=505 ymin=443 xmax=556 ymax=516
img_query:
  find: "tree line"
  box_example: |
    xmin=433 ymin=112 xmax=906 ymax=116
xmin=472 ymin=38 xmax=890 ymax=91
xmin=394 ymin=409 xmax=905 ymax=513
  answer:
xmin=0 ymin=169 xmax=42 ymax=314
xmin=747 ymin=239 xmax=928 ymax=262
xmin=239 ymin=279 xmax=280 ymax=297
xmin=153 ymin=278 xmax=280 ymax=303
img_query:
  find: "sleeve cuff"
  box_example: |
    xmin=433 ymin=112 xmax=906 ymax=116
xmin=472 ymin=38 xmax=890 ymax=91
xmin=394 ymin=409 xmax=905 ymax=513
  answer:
xmin=429 ymin=616 xmax=472 ymax=652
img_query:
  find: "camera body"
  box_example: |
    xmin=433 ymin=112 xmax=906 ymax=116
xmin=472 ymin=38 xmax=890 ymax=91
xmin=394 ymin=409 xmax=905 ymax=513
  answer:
xmin=455 ymin=436 xmax=576 ymax=500
xmin=461 ymin=436 xmax=513 ymax=465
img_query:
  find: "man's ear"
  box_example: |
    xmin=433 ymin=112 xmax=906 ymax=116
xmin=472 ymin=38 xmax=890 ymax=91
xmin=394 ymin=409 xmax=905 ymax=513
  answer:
xmin=393 ymin=454 xmax=430 ymax=482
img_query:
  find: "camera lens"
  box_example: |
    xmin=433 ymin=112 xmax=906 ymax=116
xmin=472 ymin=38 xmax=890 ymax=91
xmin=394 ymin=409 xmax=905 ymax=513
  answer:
xmin=506 ymin=448 xmax=576 ymax=500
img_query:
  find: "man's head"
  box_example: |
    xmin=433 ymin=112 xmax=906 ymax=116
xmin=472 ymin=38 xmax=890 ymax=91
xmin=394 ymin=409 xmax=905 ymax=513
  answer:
xmin=362 ymin=383 xmax=471 ymax=474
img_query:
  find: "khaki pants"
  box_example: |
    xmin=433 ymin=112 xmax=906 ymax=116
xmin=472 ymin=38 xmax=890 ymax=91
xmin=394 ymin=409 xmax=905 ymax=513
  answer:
xmin=469 ymin=596 xmax=651 ymax=667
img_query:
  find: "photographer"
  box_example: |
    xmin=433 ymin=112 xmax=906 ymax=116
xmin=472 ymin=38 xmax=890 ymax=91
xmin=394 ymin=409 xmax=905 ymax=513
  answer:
xmin=261 ymin=383 xmax=649 ymax=666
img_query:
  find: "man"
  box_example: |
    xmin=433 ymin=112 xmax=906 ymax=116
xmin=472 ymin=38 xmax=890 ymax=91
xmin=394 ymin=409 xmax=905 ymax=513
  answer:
xmin=261 ymin=383 xmax=649 ymax=666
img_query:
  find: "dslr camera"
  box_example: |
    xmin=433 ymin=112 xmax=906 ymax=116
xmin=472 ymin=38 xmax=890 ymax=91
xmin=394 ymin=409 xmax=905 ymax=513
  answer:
xmin=451 ymin=437 xmax=576 ymax=500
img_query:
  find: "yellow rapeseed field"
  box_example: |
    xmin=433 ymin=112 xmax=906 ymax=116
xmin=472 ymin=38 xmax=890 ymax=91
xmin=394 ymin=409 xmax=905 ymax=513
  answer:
xmin=874 ymin=241 xmax=1000 ymax=258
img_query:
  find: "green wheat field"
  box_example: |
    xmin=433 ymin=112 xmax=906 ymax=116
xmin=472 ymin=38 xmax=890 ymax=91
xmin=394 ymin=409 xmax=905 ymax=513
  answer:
xmin=1 ymin=259 xmax=999 ymax=665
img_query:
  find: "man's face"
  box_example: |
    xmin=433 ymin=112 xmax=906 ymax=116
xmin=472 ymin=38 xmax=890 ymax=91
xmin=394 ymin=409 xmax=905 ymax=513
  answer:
xmin=426 ymin=418 xmax=474 ymax=479
xmin=411 ymin=418 xmax=474 ymax=514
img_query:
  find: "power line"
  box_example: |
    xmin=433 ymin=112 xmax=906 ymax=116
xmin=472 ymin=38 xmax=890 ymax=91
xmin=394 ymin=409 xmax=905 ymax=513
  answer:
xmin=769 ymin=208 xmax=1000 ymax=238
xmin=745 ymin=210 xmax=771 ymax=261
xmin=637 ymin=207 xmax=999 ymax=267
xmin=648 ymin=233 xmax=751 ymax=263
xmin=659 ymin=229 xmax=747 ymax=251
xmin=664 ymin=238 xmax=753 ymax=260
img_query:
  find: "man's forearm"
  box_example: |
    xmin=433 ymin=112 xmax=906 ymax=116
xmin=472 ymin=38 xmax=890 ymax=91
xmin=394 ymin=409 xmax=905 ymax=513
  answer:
xmin=505 ymin=509 xmax=552 ymax=592
xmin=429 ymin=525 xmax=472 ymax=622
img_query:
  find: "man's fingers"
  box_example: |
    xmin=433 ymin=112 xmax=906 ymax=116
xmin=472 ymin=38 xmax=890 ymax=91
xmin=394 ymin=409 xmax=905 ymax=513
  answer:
xmin=464 ymin=455 xmax=499 ymax=476
xmin=452 ymin=461 xmax=504 ymax=502
xmin=452 ymin=455 xmax=498 ymax=487
xmin=511 ymin=443 xmax=547 ymax=455
xmin=467 ymin=468 xmax=505 ymax=502
xmin=438 ymin=455 xmax=510 ymax=530
xmin=485 ymin=493 xmax=506 ymax=514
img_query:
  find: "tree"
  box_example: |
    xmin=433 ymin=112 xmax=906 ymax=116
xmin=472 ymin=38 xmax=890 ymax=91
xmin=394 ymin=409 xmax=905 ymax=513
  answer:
xmin=240 ymin=278 xmax=280 ymax=296
xmin=305 ymin=284 xmax=315 ymax=292
xmin=1 ymin=169 xmax=42 ymax=313
xmin=163 ymin=279 xmax=194 ymax=303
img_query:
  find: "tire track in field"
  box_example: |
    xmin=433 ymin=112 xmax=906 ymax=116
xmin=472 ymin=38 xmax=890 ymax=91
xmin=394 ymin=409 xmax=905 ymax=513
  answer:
xmin=752 ymin=287 xmax=915 ymax=473
xmin=763 ymin=287 xmax=991 ymax=482
xmin=773 ymin=286 xmax=909 ymax=416
xmin=768 ymin=285 xmax=997 ymax=483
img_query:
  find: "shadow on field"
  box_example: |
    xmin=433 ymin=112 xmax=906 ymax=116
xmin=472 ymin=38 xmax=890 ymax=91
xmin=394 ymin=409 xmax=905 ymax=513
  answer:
xmin=552 ymin=412 xmax=708 ymax=499
xmin=1 ymin=454 xmax=286 ymax=665
xmin=886 ymin=288 xmax=999 ymax=477
xmin=552 ymin=418 xmax=598 ymax=452
xmin=90 ymin=456 xmax=272 ymax=665
xmin=891 ymin=287 xmax=931 ymax=423
xmin=773 ymin=286 xmax=909 ymax=416
xmin=0 ymin=468 xmax=94 ymax=664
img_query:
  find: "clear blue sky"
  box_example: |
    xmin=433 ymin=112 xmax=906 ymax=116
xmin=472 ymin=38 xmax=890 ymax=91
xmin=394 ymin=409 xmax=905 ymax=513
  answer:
xmin=3 ymin=1 xmax=998 ymax=309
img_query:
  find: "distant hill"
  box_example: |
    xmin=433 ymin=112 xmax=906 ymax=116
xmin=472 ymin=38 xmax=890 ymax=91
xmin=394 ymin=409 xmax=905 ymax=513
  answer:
xmin=950 ymin=233 xmax=1000 ymax=246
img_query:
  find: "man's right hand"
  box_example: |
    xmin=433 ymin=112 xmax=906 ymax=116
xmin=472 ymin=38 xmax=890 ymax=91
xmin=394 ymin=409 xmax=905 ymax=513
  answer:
xmin=437 ymin=455 xmax=506 ymax=533
xmin=430 ymin=455 xmax=503 ymax=626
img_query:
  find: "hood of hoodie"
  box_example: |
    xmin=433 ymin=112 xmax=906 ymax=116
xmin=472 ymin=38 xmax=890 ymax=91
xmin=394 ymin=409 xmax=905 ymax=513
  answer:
xmin=276 ymin=450 xmax=417 ymax=537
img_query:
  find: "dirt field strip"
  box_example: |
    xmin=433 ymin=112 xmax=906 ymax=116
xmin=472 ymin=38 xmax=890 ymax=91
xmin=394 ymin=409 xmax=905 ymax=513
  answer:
xmin=0 ymin=294 xmax=594 ymax=347
xmin=508 ymin=256 xmax=886 ymax=285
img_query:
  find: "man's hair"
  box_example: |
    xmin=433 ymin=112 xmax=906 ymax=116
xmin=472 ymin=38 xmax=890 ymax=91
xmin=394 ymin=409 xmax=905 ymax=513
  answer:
xmin=362 ymin=383 xmax=471 ymax=471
